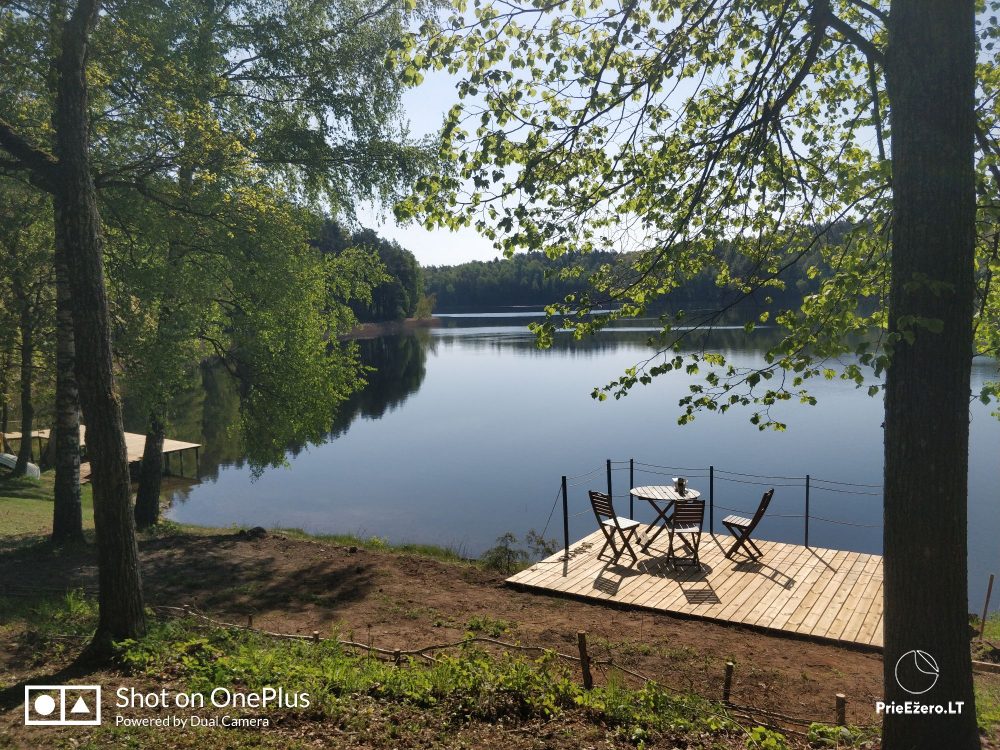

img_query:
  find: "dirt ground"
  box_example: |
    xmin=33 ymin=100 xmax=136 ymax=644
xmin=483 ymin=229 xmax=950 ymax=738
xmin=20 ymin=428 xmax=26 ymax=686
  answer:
xmin=2 ymin=528 xmax=999 ymax=749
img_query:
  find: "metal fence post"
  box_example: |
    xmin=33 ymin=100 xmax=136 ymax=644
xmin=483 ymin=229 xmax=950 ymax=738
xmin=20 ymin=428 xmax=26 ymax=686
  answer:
xmin=606 ymin=459 xmax=613 ymax=500
xmin=804 ymin=474 xmax=811 ymax=547
xmin=562 ymin=475 xmax=569 ymax=562
xmin=709 ymin=465 xmax=715 ymax=534
xmin=629 ymin=458 xmax=635 ymax=517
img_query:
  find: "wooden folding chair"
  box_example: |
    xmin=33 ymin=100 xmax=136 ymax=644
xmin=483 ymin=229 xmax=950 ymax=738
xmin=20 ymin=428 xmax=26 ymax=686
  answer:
xmin=722 ymin=488 xmax=774 ymax=560
xmin=667 ymin=498 xmax=705 ymax=567
xmin=589 ymin=490 xmax=640 ymax=565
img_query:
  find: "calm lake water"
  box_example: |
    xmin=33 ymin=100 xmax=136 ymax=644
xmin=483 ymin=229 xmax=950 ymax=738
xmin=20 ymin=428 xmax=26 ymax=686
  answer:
xmin=145 ymin=315 xmax=1000 ymax=607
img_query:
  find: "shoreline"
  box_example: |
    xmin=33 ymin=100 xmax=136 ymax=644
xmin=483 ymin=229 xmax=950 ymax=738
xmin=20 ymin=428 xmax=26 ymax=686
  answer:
xmin=340 ymin=316 xmax=440 ymax=340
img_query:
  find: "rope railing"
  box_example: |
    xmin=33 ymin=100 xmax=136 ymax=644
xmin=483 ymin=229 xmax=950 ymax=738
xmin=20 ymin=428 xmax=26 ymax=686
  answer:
xmin=555 ymin=458 xmax=884 ymax=556
xmin=714 ymin=476 xmax=802 ymax=488
xmin=809 ymin=485 xmax=882 ymax=498
xmin=714 ymin=468 xmax=806 ymax=481
xmin=810 ymin=476 xmax=883 ymax=489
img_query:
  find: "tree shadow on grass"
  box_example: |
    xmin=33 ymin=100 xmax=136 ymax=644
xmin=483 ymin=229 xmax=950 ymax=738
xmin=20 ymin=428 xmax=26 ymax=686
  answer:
xmin=134 ymin=533 xmax=377 ymax=617
xmin=0 ymin=531 xmax=377 ymax=623
xmin=0 ymin=660 xmax=101 ymax=713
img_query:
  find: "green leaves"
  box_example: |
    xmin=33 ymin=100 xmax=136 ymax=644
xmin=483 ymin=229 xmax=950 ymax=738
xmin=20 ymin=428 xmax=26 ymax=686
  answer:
xmin=396 ymin=1 xmax=917 ymax=427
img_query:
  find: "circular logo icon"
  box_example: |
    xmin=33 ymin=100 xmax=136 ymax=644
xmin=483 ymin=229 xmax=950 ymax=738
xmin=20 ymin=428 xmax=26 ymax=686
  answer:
xmin=894 ymin=650 xmax=939 ymax=695
xmin=33 ymin=694 xmax=56 ymax=716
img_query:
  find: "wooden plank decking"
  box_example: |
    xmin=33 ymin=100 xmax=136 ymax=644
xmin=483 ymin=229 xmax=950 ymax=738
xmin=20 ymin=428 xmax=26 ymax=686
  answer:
xmin=3 ymin=427 xmax=200 ymax=462
xmin=506 ymin=530 xmax=883 ymax=648
xmin=4 ymin=427 xmax=201 ymax=484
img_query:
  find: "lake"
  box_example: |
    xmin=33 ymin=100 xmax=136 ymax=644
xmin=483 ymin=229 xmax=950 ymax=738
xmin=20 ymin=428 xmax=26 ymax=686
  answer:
xmin=144 ymin=314 xmax=1000 ymax=607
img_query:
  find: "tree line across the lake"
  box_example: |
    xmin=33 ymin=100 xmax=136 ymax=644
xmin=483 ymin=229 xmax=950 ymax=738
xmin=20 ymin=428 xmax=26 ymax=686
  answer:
xmin=421 ymin=236 xmax=846 ymax=313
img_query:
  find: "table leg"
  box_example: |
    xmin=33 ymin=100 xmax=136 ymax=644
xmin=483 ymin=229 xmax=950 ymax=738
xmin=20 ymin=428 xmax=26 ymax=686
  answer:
xmin=640 ymin=499 xmax=675 ymax=552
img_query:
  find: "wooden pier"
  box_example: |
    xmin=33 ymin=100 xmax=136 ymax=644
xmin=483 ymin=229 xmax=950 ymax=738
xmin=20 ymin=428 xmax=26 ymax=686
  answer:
xmin=507 ymin=530 xmax=883 ymax=649
xmin=2 ymin=427 xmax=201 ymax=484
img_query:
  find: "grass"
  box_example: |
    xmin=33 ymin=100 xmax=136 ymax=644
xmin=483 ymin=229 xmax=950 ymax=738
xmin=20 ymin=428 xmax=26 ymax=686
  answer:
xmin=981 ymin=612 xmax=1000 ymax=642
xmin=977 ymin=681 xmax=1000 ymax=733
xmin=0 ymin=591 xmax=750 ymax=749
xmin=272 ymin=527 xmax=469 ymax=563
xmin=465 ymin=615 xmax=515 ymax=637
xmin=114 ymin=613 xmax=738 ymax=740
xmin=0 ymin=471 xmax=94 ymax=539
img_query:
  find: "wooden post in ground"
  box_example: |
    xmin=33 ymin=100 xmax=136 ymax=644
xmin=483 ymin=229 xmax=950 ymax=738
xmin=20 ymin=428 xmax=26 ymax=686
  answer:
xmin=312 ymin=630 xmax=320 ymax=643
xmin=577 ymin=631 xmax=593 ymax=689
xmin=562 ymin=475 xmax=569 ymax=563
xmin=247 ymin=615 xmax=253 ymax=629
xmin=981 ymin=574 xmax=995 ymax=640
xmin=723 ymin=661 xmax=734 ymax=704
xmin=629 ymin=458 xmax=634 ymax=517
xmin=804 ymin=474 xmax=811 ymax=547
xmin=709 ymin=465 xmax=715 ymax=534
xmin=836 ymin=693 xmax=847 ymax=726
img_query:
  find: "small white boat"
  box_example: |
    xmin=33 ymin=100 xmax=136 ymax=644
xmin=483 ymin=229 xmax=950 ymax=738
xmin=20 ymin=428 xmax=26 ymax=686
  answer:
xmin=0 ymin=453 xmax=40 ymax=479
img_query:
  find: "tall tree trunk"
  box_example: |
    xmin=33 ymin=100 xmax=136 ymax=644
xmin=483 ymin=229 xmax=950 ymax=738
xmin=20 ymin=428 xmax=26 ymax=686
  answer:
xmin=134 ymin=414 xmax=165 ymax=530
xmin=883 ymin=3 xmax=979 ymax=748
xmin=0 ymin=354 xmax=8 ymax=442
xmin=54 ymin=0 xmax=144 ymax=655
xmin=13 ymin=279 xmax=34 ymax=476
xmin=51 ymin=237 xmax=83 ymax=544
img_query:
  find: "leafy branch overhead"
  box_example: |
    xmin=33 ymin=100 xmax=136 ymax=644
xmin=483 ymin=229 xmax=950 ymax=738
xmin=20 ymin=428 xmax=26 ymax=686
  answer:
xmin=399 ymin=0 xmax=1000 ymax=428
xmin=0 ymin=0 xmax=440 ymax=469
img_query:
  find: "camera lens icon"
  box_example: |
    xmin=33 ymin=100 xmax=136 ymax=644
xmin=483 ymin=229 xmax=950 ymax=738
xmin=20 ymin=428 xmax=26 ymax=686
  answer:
xmin=24 ymin=685 xmax=101 ymax=726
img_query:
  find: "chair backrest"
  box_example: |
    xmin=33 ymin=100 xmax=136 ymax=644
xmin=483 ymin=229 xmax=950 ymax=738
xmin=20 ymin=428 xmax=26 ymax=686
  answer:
xmin=589 ymin=490 xmax=616 ymax=523
xmin=746 ymin=489 xmax=775 ymax=532
xmin=672 ymin=498 xmax=705 ymax=526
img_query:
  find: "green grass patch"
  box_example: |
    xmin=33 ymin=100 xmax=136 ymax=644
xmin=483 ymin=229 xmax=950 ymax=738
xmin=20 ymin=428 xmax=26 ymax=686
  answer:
xmin=977 ymin=681 xmax=1000 ymax=733
xmin=0 ymin=588 xmax=98 ymax=636
xmin=116 ymin=614 xmax=739 ymax=743
xmin=273 ymin=528 xmax=468 ymax=563
xmin=0 ymin=471 xmax=94 ymax=538
xmin=465 ymin=615 xmax=515 ymax=637
xmin=806 ymin=722 xmax=880 ymax=748
xmin=0 ymin=589 xmax=98 ymax=663
xmin=981 ymin=612 xmax=1000 ymax=642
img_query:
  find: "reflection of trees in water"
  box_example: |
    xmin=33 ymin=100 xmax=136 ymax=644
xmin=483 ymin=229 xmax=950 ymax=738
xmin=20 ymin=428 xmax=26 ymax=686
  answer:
xmin=329 ymin=334 xmax=427 ymax=437
xmin=431 ymin=323 xmax=781 ymax=360
xmin=138 ymin=324 xmax=795 ymax=500
xmin=132 ymin=334 xmax=429 ymax=497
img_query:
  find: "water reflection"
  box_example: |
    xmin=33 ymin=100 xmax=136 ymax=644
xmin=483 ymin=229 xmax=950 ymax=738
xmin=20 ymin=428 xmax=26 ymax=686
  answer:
xmin=331 ymin=334 xmax=428 ymax=437
xmin=136 ymin=315 xmax=999 ymax=607
xmin=124 ymin=332 xmax=431 ymax=487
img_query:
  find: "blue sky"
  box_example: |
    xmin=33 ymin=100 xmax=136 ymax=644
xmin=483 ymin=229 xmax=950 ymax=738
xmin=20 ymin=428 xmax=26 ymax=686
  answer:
xmin=357 ymin=70 xmax=500 ymax=268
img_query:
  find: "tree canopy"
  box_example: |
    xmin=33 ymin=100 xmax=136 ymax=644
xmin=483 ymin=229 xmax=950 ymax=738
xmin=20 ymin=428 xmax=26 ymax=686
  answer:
xmin=316 ymin=220 xmax=426 ymax=322
xmin=398 ymin=0 xmax=999 ymax=426
xmin=400 ymin=2 xmax=987 ymax=747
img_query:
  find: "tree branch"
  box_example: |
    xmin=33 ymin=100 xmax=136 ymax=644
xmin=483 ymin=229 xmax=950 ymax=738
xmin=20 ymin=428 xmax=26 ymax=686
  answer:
xmin=868 ymin=58 xmax=886 ymax=161
xmin=0 ymin=117 xmax=58 ymax=189
xmin=975 ymin=123 xmax=1000 ymax=189
xmin=827 ymin=12 xmax=884 ymax=66
xmin=845 ymin=0 xmax=888 ymax=24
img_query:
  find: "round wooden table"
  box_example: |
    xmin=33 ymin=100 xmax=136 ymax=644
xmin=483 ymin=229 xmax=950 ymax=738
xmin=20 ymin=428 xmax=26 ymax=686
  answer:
xmin=629 ymin=485 xmax=702 ymax=551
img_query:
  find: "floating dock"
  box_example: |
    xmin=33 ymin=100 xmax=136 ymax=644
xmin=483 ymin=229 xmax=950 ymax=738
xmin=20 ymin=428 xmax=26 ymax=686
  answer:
xmin=507 ymin=530 xmax=883 ymax=648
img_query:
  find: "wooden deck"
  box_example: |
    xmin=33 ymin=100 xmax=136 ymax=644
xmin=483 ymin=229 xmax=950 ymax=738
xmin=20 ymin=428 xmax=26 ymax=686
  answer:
xmin=3 ymin=427 xmax=201 ymax=484
xmin=506 ymin=530 xmax=883 ymax=649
